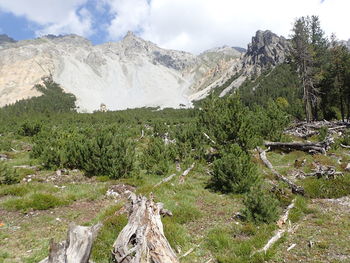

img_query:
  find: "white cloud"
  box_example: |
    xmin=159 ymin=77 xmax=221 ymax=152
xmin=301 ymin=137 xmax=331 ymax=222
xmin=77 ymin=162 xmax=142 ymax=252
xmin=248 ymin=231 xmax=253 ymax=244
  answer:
xmin=0 ymin=0 xmax=349 ymax=53
xmin=0 ymin=0 xmax=94 ymax=37
xmin=104 ymin=0 xmax=150 ymax=39
xmin=105 ymin=0 xmax=350 ymax=54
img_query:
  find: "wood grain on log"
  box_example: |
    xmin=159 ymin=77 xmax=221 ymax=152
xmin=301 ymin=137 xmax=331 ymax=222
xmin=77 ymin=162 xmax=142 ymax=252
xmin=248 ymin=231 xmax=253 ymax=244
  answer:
xmin=39 ymin=223 xmax=102 ymax=263
xmin=112 ymin=194 xmax=179 ymax=263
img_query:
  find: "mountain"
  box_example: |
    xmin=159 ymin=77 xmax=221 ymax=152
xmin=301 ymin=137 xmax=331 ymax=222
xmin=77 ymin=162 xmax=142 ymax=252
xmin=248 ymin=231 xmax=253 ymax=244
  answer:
xmin=0 ymin=34 xmax=16 ymax=45
xmin=191 ymin=30 xmax=290 ymax=100
xmin=0 ymin=31 xmax=289 ymax=112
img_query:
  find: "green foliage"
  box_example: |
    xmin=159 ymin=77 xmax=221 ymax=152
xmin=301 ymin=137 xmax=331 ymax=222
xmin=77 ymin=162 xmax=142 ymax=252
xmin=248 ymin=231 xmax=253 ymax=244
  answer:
xmin=302 ymin=175 xmax=350 ymax=198
xmin=91 ymin=204 xmax=128 ymax=263
xmin=239 ymin=64 xmax=304 ymax=119
xmin=318 ymin=126 xmax=328 ymax=141
xmin=2 ymin=192 xmax=67 ymax=212
xmin=243 ymin=185 xmax=280 ymax=224
xmin=32 ymin=127 xmax=135 ymax=179
xmin=199 ymin=95 xmax=258 ymax=150
xmin=18 ymin=121 xmax=42 ymax=137
xmin=0 ymin=161 xmax=19 ymax=185
xmin=209 ymin=144 xmax=258 ymax=194
xmin=250 ymin=101 xmax=291 ymax=141
xmin=141 ymin=137 xmax=172 ymax=175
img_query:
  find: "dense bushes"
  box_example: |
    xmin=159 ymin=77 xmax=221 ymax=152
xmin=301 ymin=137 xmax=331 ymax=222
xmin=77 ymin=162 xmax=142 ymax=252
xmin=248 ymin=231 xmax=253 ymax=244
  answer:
xmin=209 ymin=144 xmax=258 ymax=194
xmin=18 ymin=121 xmax=42 ymax=137
xmin=32 ymin=126 xmax=135 ymax=178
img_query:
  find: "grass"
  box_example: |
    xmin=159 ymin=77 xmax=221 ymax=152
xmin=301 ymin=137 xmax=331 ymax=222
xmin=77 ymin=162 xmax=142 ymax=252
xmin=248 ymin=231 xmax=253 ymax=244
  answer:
xmin=0 ymin=182 xmax=108 ymax=212
xmin=301 ymin=174 xmax=350 ymax=198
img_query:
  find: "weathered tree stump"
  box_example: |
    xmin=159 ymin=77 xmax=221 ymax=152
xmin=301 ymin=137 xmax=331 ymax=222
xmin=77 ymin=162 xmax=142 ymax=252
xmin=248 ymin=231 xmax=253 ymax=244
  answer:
xmin=39 ymin=223 xmax=102 ymax=263
xmin=112 ymin=193 xmax=179 ymax=263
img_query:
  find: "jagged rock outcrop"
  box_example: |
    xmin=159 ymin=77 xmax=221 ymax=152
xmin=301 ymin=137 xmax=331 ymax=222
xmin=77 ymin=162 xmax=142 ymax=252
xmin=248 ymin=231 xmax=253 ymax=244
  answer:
xmin=218 ymin=30 xmax=290 ymax=97
xmin=0 ymin=32 xmax=242 ymax=112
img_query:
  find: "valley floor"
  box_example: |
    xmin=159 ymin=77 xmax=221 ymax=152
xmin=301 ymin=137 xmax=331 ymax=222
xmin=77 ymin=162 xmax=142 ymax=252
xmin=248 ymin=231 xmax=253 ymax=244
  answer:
xmin=1 ymin=132 xmax=350 ymax=263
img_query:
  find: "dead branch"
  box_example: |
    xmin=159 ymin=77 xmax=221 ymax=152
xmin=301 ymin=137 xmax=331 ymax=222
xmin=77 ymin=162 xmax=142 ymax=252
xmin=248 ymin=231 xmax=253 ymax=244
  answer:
xmin=304 ymin=164 xmax=343 ymax=179
xmin=112 ymin=193 xmax=179 ymax=263
xmin=257 ymin=147 xmax=304 ymax=195
xmin=39 ymin=223 xmax=102 ymax=263
xmin=179 ymin=163 xmax=195 ymax=184
xmin=258 ymin=199 xmax=296 ymax=253
xmin=154 ymin=174 xmax=177 ymax=187
xmin=203 ymin=132 xmax=216 ymax=144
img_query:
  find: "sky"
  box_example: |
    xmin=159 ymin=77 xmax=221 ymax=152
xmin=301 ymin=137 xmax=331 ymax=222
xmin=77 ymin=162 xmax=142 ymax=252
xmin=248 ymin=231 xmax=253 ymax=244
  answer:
xmin=0 ymin=0 xmax=348 ymax=54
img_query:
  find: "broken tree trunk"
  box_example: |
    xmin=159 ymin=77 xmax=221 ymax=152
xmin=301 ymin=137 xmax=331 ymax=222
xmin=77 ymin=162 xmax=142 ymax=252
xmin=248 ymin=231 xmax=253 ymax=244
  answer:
xmin=265 ymin=137 xmax=334 ymax=155
xmin=112 ymin=193 xmax=179 ymax=263
xmin=39 ymin=223 xmax=102 ymax=263
xmin=257 ymin=147 xmax=304 ymax=195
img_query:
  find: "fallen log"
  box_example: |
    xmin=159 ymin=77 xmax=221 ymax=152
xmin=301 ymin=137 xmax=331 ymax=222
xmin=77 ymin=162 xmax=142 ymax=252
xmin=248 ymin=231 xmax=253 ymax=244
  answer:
xmin=39 ymin=223 xmax=102 ymax=263
xmin=111 ymin=193 xmax=179 ymax=263
xmin=265 ymin=137 xmax=334 ymax=155
xmin=257 ymin=147 xmax=304 ymax=195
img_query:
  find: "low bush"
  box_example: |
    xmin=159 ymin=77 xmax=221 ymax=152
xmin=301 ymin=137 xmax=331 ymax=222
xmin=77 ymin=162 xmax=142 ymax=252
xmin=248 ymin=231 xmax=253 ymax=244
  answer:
xmin=0 ymin=161 xmax=19 ymax=185
xmin=242 ymin=185 xmax=280 ymax=224
xmin=209 ymin=144 xmax=258 ymax=194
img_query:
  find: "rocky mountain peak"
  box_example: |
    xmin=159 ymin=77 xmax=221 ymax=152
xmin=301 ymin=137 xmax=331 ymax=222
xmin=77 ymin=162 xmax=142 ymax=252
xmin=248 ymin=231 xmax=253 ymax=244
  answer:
xmin=245 ymin=30 xmax=290 ymax=68
xmin=0 ymin=34 xmax=16 ymax=45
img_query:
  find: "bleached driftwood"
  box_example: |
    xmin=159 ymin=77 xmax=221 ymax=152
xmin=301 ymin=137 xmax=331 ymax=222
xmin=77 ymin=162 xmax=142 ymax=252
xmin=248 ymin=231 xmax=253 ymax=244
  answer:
xmin=154 ymin=173 xmax=177 ymax=187
xmin=179 ymin=163 xmax=195 ymax=184
xmin=39 ymin=223 xmax=102 ymax=263
xmin=305 ymin=164 xmax=343 ymax=179
xmin=257 ymin=147 xmax=304 ymax=195
xmin=259 ymin=199 xmax=296 ymax=253
xmin=112 ymin=194 xmax=178 ymax=263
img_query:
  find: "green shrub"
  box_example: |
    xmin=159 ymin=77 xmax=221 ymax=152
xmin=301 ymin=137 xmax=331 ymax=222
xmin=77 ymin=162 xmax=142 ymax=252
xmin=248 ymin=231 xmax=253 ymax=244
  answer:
xmin=318 ymin=126 xmax=328 ymax=141
xmin=82 ymin=131 xmax=135 ymax=178
xmin=209 ymin=144 xmax=258 ymax=194
xmin=2 ymin=193 xmax=66 ymax=211
xmin=0 ymin=161 xmax=19 ymax=185
xmin=141 ymin=137 xmax=174 ymax=175
xmin=243 ymin=186 xmax=280 ymax=224
xmin=18 ymin=121 xmax=42 ymax=136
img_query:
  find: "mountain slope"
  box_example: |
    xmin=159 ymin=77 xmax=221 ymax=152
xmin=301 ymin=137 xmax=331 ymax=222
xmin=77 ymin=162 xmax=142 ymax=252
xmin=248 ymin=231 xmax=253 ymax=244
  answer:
xmin=0 ymin=31 xmax=290 ymax=112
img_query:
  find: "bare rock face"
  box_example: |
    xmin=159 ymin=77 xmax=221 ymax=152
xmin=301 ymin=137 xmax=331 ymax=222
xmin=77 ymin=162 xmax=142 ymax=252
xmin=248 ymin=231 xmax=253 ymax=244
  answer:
xmin=0 ymin=30 xmax=288 ymax=111
xmin=0 ymin=32 xmax=242 ymax=112
xmin=244 ymin=30 xmax=290 ymax=70
xmin=217 ymin=30 xmax=290 ymax=97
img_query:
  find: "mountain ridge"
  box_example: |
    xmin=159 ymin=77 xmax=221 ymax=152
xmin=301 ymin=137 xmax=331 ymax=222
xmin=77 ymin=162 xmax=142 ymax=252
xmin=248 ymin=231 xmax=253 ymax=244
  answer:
xmin=0 ymin=31 xmax=286 ymax=111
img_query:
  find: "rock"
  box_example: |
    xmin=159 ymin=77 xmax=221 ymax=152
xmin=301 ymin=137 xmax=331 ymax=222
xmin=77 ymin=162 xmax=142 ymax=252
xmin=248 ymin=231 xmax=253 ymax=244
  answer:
xmin=0 ymin=154 xmax=8 ymax=160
